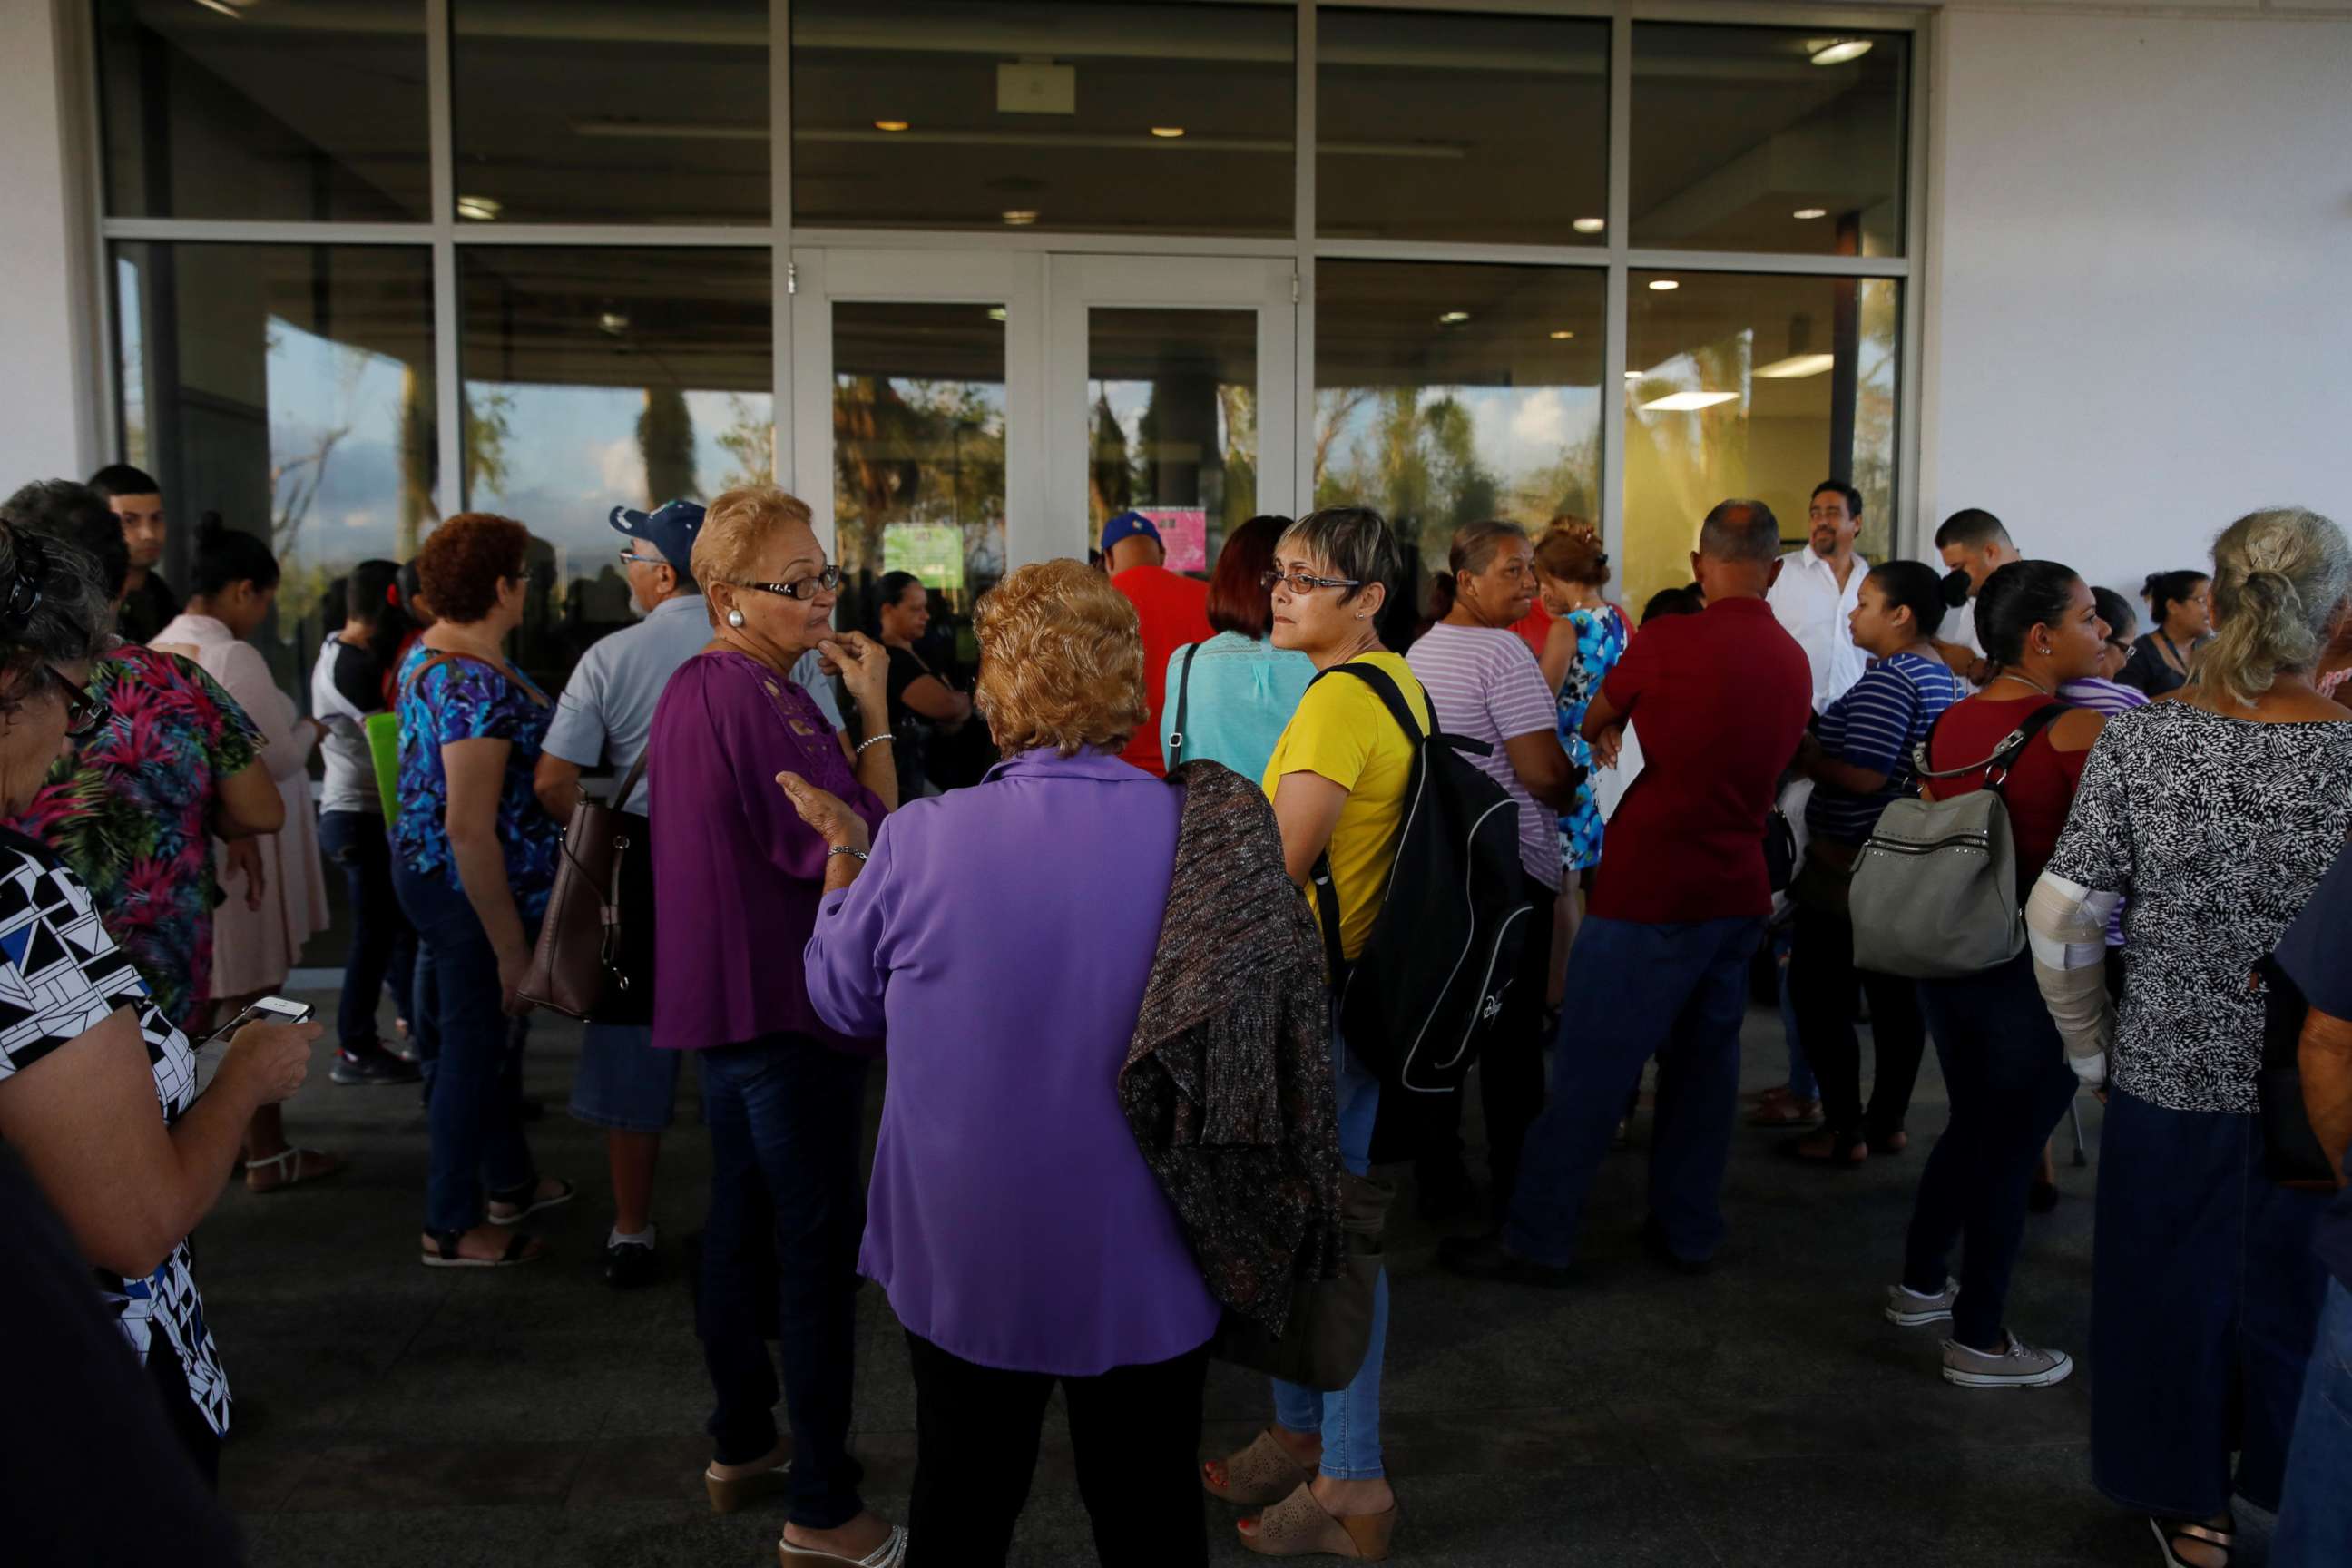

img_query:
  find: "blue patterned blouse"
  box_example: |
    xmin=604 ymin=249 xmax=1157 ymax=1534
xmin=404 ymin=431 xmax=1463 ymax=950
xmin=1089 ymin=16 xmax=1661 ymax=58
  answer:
xmin=393 ymin=645 xmax=561 ymax=919
xmin=1555 ymin=603 xmax=1631 ymax=873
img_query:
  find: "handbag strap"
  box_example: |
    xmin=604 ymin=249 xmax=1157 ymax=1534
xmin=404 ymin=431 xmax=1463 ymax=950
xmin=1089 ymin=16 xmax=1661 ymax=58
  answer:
xmin=607 ymin=747 xmax=652 ymax=812
xmin=1912 ymin=700 xmax=2071 ymax=795
xmin=1168 ymin=642 xmax=1201 ymax=765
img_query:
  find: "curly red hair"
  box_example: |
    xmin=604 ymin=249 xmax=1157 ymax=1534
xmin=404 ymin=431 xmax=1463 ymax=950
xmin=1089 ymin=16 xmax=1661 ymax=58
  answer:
xmin=416 ymin=512 xmax=530 ymax=625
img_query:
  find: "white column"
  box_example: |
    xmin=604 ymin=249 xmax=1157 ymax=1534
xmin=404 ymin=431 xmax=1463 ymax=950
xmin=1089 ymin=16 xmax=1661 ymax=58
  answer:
xmin=0 ymin=0 xmax=99 ymax=485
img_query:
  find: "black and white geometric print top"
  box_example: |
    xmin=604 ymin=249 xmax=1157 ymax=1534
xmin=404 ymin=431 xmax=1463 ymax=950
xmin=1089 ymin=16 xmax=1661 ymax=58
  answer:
xmin=0 ymin=830 xmax=230 ymax=1436
xmin=2044 ymin=702 xmax=2352 ymax=1114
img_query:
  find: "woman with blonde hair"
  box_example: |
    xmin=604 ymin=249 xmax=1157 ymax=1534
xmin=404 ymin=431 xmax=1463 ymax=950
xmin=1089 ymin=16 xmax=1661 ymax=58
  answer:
xmin=646 ymin=485 xmax=905 ymax=1568
xmin=2032 ymin=508 xmax=2352 ymax=1568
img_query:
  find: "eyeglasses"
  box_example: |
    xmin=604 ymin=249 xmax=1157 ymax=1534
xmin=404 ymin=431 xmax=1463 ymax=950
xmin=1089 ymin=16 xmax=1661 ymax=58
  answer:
xmin=1260 ymin=568 xmax=1362 ymax=596
xmin=736 ymin=564 xmax=843 ymax=603
xmin=617 ymin=548 xmax=659 ymax=569
xmin=50 ymin=667 xmax=109 ymax=742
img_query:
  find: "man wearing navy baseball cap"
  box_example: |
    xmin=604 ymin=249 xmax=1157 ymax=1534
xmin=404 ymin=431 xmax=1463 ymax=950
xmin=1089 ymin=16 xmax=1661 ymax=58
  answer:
xmin=1102 ymin=509 xmax=1210 ymax=777
xmin=532 ymin=499 xmax=718 ymax=1287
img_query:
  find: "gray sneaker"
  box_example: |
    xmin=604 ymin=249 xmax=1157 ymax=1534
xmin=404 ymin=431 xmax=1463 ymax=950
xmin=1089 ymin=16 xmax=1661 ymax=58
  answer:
xmin=1885 ymin=1277 xmax=1959 ymax=1327
xmin=1942 ymin=1334 xmax=2074 ymax=1387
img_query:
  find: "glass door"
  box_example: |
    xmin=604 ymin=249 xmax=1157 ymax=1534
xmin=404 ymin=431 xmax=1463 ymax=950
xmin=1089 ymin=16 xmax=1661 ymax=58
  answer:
xmin=1047 ymin=256 xmax=1297 ymax=573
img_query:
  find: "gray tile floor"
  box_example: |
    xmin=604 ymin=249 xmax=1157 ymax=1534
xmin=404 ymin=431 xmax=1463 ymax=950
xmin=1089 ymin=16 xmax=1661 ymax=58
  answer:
xmin=202 ymin=992 xmax=2241 ymax=1566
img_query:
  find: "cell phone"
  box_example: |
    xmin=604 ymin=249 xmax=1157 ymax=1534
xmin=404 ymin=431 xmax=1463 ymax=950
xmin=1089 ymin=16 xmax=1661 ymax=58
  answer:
xmin=200 ymin=995 xmax=315 ymax=1049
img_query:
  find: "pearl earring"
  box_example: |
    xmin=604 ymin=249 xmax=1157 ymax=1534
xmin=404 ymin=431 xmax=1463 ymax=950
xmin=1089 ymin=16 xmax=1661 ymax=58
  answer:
xmin=727 ymin=608 xmax=746 ymax=629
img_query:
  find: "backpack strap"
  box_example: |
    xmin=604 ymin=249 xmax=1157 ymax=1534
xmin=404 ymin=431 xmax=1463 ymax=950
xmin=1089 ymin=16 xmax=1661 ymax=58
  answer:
xmin=1301 ymin=660 xmax=1434 ymax=988
xmin=1168 ymin=642 xmax=1201 ymax=766
xmin=1913 ymin=700 xmax=2072 ymax=792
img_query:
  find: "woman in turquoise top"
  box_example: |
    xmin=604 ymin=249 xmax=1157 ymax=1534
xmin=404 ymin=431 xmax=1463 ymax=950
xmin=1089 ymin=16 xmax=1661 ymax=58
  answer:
xmin=1158 ymin=515 xmax=1314 ymax=781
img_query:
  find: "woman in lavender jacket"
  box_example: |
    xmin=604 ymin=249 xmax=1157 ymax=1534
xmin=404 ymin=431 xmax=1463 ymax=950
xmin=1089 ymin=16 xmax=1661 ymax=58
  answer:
xmin=789 ymin=559 xmax=1221 ymax=1568
xmin=646 ymin=486 xmax=904 ymax=1568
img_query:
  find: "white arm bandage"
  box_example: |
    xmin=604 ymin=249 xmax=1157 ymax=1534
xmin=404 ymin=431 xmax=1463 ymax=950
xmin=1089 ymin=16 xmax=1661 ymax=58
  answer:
xmin=2026 ymin=871 xmax=2122 ymax=1087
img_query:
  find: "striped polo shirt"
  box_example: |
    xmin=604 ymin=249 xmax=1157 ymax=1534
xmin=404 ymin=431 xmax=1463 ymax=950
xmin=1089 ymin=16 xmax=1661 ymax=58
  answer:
xmin=1406 ymin=621 xmax=1563 ymax=889
xmin=1806 ymin=651 xmax=1966 ymax=846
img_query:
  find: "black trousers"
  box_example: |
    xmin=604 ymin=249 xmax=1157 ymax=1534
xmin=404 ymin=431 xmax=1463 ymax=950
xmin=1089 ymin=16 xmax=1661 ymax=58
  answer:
xmin=1788 ymin=902 xmax=1927 ymax=1144
xmin=1419 ymin=871 xmax=1557 ymax=1208
xmin=903 ymin=1331 xmax=1209 ymax=1568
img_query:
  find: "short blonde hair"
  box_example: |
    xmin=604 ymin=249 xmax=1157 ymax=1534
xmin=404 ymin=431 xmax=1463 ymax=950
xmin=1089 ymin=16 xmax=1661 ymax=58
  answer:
xmin=691 ymin=485 xmax=816 ymax=596
xmin=974 ymin=559 xmax=1148 ymax=758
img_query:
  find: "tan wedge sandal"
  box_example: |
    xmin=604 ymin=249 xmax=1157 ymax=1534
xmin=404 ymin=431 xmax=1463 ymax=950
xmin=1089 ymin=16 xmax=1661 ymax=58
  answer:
xmin=1204 ymin=1429 xmax=1317 ymax=1506
xmin=1239 ymin=1483 xmax=1397 ymax=1561
xmin=704 ymin=1449 xmax=791 ymax=1514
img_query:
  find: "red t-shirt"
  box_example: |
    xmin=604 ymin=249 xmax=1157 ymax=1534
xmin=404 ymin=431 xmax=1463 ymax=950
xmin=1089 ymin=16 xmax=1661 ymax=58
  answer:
xmin=1508 ymin=600 xmax=1551 ymax=660
xmin=1590 ymin=596 xmax=1811 ymax=923
xmin=1111 ymin=564 xmax=1212 ymax=777
xmin=1924 ymin=694 xmax=2090 ymax=887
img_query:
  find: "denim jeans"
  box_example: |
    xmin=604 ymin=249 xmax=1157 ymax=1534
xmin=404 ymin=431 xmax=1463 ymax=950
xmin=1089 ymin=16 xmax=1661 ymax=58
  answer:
xmin=1773 ymin=923 xmax=1818 ymax=1102
xmin=1507 ymin=915 xmax=1763 ymax=1269
xmin=318 ymin=808 xmax=416 ymax=1054
xmin=1902 ymin=953 xmax=2081 ymax=1349
xmin=1271 ymin=1004 xmax=1387 ymax=1481
xmin=697 ymin=1034 xmax=871 ymax=1530
xmin=2273 ymin=1277 xmax=2352 ymax=1567
xmin=392 ymin=861 xmax=537 ymax=1235
xmin=2092 ymin=1087 xmax=2330 ymax=1517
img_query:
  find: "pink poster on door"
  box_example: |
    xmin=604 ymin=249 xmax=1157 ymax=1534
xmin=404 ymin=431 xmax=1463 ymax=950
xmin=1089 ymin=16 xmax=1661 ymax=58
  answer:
xmin=1143 ymin=508 xmax=1209 ymax=573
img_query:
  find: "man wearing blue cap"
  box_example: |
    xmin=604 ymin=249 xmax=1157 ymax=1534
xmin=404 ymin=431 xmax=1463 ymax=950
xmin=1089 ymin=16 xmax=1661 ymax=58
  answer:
xmin=534 ymin=499 xmax=714 ymax=1288
xmin=1102 ymin=509 xmax=1210 ymax=778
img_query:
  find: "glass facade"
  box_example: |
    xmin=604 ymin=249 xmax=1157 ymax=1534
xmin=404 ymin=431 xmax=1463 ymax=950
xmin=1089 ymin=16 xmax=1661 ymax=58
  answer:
xmin=90 ymin=0 xmax=1919 ymax=710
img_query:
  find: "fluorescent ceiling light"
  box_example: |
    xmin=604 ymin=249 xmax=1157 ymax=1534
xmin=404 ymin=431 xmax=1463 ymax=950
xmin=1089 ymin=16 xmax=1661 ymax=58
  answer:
xmin=874 ymin=120 xmax=910 ymax=132
xmin=1647 ymin=279 xmax=1680 ymax=291
xmin=1549 ymin=329 xmax=1576 ymax=340
xmin=1150 ymin=126 xmax=1185 ymax=139
xmin=986 ymin=307 xmax=1008 ymax=322
xmin=1756 ymin=353 xmax=1837 ymax=379
xmin=1810 ymin=40 xmax=1873 ymax=66
xmin=1792 ymin=207 xmax=1828 ymax=220
xmin=456 ymin=194 xmax=503 ymax=221
xmin=1642 ymin=390 xmax=1740 ymax=412
xmin=1572 ymin=216 xmax=1606 ymax=235
xmin=191 ymin=0 xmax=250 ymax=16
xmin=597 ymin=310 xmax=630 ymax=335
xmin=1438 ymin=310 xmax=1471 ymax=324
xmin=1001 ymin=209 xmax=1039 ymax=226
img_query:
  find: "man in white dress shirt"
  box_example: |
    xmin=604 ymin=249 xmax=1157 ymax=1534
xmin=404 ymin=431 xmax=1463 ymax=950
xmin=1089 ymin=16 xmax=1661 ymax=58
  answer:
xmin=1768 ymin=479 xmax=1871 ymax=713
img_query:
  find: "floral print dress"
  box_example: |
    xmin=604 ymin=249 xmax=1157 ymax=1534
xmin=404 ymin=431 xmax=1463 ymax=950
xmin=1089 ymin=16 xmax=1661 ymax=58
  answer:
xmin=5 ymin=643 xmax=260 ymax=1029
xmin=1555 ymin=603 xmax=1630 ymax=873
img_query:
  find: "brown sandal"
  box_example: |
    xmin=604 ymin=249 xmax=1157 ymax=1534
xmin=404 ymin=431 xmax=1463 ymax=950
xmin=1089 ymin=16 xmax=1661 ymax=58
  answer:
xmin=1239 ymin=1483 xmax=1396 ymax=1560
xmin=1204 ymin=1429 xmax=1317 ymax=1506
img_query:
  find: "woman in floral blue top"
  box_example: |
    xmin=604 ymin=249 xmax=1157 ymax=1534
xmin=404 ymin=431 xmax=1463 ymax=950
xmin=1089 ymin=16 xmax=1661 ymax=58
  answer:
xmin=392 ymin=514 xmax=570 ymax=1269
xmin=1533 ymin=524 xmax=1630 ymax=877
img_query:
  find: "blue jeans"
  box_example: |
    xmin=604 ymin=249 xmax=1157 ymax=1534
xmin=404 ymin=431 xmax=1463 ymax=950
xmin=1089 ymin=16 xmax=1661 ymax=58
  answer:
xmin=1507 ymin=915 xmax=1763 ymax=1269
xmin=1271 ymin=1007 xmax=1387 ymax=1481
xmin=698 ymin=1034 xmax=871 ymax=1530
xmin=1903 ymin=953 xmax=2082 ymax=1349
xmin=568 ymin=1024 xmax=680 ymax=1132
xmin=1773 ymin=923 xmax=1818 ymax=1102
xmin=2274 ymin=1277 xmax=2352 ymax=1566
xmin=2092 ymin=1087 xmax=2329 ymax=1517
xmin=393 ymin=862 xmax=536 ymax=1235
xmin=318 ymin=808 xmax=416 ymax=1054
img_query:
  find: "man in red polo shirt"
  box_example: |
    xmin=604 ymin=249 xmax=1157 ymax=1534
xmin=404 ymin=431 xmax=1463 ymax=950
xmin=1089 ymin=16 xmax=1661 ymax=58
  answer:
xmin=1102 ymin=510 xmax=1211 ymax=777
xmin=1445 ymin=499 xmax=1812 ymax=1284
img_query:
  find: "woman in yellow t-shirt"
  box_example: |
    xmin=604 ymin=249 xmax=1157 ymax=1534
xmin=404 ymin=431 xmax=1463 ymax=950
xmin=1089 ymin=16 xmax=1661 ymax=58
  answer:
xmin=1203 ymin=505 xmax=1422 ymax=1561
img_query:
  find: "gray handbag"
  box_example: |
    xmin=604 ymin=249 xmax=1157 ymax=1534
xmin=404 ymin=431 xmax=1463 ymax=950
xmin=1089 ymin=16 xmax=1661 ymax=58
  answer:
xmin=1848 ymin=703 xmax=2071 ymax=980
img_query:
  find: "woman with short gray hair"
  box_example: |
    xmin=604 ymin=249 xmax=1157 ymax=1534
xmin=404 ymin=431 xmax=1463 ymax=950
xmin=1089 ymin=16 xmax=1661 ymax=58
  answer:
xmin=2030 ymin=507 xmax=2352 ymax=1568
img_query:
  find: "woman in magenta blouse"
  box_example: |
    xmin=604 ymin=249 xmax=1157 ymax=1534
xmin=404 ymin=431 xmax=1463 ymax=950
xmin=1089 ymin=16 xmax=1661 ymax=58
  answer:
xmin=792 ymin=560 xmax=1220 ymax=1568
xmin=645 ymin=486 xmax=904 ymax=1568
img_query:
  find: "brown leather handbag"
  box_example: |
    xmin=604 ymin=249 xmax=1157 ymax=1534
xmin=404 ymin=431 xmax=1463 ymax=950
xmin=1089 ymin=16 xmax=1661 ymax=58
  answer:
xmin=517 ymin=748 xmax=657 ymax=1024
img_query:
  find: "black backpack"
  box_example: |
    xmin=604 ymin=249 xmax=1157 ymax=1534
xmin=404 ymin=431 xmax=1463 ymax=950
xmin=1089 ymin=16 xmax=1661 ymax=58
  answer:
xmin=1308 ymin=662 xmax=1532 ymax=1161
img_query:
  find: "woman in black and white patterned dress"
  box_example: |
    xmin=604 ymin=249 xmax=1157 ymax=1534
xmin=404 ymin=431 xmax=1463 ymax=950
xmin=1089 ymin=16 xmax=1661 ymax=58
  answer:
xmin=2030 ymin=507 xmax=2352 ymax=1568
xmin=0 ymin=515 xmax=319 ymax=1484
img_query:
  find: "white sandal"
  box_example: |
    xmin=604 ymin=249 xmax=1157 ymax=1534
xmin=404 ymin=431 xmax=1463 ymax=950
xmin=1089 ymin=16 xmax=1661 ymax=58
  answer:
xmin=245 ymin=1148 xmax=344 ymax=1192
xmin=778 ymin=1524 xmax=907 ymax=1568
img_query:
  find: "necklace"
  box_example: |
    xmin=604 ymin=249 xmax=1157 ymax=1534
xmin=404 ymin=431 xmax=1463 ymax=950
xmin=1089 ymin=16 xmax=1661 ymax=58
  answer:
xmin=2159 ymin=632 xmax=2190 ymax=674
xmin=1993 ymin=671 xmax=2053 ymax=698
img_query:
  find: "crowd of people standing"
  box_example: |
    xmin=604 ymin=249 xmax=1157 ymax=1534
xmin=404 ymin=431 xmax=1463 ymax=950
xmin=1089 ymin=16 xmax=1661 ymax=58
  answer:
xmin=0 ymin=456 xmax=2349 ymax=1568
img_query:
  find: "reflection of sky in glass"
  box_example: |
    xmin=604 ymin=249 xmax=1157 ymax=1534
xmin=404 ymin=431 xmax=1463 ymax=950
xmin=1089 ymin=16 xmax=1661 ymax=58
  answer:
xmin=266 ymin=315 xmax=413 ymax=572
xmin=463 ymin=382 xmax=773 ymax=587
xmin=1321 ymin=384 xmax=1601 ymax=486
xmin=115 ymin=257 xmax=147 ymax=469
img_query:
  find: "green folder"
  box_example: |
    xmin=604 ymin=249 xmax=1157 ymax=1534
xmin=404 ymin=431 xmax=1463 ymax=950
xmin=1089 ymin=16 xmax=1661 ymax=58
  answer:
xmin=365 ymin=710 xmax=401 ymax=828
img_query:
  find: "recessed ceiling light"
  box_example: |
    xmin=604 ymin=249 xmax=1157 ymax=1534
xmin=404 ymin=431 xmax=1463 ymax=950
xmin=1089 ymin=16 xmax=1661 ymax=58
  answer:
xmin=1572 ymin=217 xmax=1606 ymax=235
xmin=1438 ymin=310 xmax=1471 ymax=324
xmin=1623 ymin=370 xmax=1642 ymax=380
xmin=1792 ymin=207 xmax=1828 ymax=221
xmin=456 ymin=194 xmax=503 ymax=221
xmin=1150 ymin=126 xmax=1185 ymax=139
xmin=1647 ymin=279 xmax=1680 ymax=291
xmin=1642 ymin=390 xmax=1740 ymax=412
xmin=874 ymin=119 xmax=910 ymax=132
xmin=1001 ymin=209 xmax=1039 ymax=227
xmin=191 ymin=0 xmax=250 ymax=16
xmin=1756 ymin=353 xmax=1837 ymax=379
xmin=597 ymin=310 xmax=630 ymax=335
xmin=1810 ymin=40 xmax=1873 ymax=66
xmin=986 ymin=307 xmax=1008 ymax=322
xmin=1549 ymin=329 xmax=1577 ymax=340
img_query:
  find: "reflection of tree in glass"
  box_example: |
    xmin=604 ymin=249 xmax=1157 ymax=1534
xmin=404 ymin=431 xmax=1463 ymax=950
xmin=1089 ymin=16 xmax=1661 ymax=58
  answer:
xmin=715 ymin=394 xmax=778 ymax=490
xmin=833 ymin=376 xmax=1005 ymax=603
xmin=1314 ymin=387 xmax=1498 ymax=558
xmin=1090 ymin=390 xmax=1133 ymax=521
xmin=638 ymin=387 xmax=698 ymax=506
